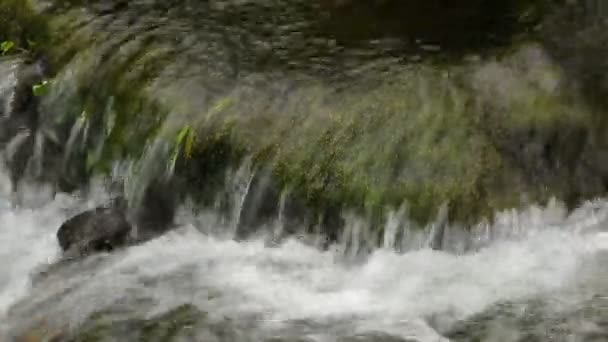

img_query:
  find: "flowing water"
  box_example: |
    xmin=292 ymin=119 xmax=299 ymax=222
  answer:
xmin=2 ymin=1 xmax=608 ymax=341
xmin=0 ymin=166 xmax=607 ymax=341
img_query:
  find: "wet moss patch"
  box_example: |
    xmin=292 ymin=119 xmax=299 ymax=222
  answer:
xmin=6 ymin=0 xmax=606 ymax=236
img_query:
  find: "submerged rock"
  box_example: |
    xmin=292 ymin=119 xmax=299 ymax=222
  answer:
xmin=7 ymin=0 xmax=606 ymax=241
xmin=64 ymin=305 xmax=262 ymax=342
xmin=444 ymin=296 xmax=608 ymax=342
xmin=337 ymin=333 xmax=419 ymax=342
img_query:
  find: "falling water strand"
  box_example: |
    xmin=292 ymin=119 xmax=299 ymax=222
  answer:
xmin=0 ymin=183 xmax=607 ymax=341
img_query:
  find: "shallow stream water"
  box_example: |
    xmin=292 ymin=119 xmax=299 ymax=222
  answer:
xmin=0 ymin=170 xmax=607 ymax=341
xmin=2 ymin=2 xmax=608 ymax=340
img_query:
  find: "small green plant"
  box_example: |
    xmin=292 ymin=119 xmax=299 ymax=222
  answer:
xmin=168 ymin=125 xmax=196 ymax=174
xmin=32 ymin=80 xmax=50 ymax=96
xmin=1 ymin=40 xmax=14 ymax=55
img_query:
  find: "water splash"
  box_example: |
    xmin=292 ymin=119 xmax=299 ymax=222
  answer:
xmin=0 ymin=171 xmax=606 ymax=340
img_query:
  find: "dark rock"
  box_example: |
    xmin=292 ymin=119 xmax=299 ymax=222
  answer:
xmin=56 ymin=199 xmax=132 ymax=257
xmin=536 ymin=3 xmax=608 ymax=203
xmin=56 ymin=178 xmax=180 ymax=257
xmin=131 ymin=179 xmax=178 ymax=241
xmin=54 ymin=178 xmax=179 ymax=258
xmin=540 ymin=2 xmax=608 ymax=115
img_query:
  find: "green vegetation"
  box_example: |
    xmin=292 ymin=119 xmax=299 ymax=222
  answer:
xmin=32 ymin=79 xmax=50 ymax=96
xmin=168 ymin=125 xmax=196 ymax=175
xmin=0 ymin=0 xmax=49 ymax=53
xmin=1 ymin=40 xmax=14 ymax=54
xmin=6 ymin=2 xmax=608 ymax=341
xmin=1 ymin=0 xmax=602 ymax=232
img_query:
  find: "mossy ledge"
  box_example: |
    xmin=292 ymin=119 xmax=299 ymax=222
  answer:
xmin=3 ymin=0 xmax=607 ymax=238
xmin=0 ymin=0 xmax=50 ymax=56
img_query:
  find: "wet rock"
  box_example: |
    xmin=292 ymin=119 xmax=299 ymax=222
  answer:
xmin=17 ymin=0 xmax=604 ymax=236
xmin=131 ymin=179 xmax=178 ymax=241
xmin=13 ymin=323 xmax=66 ymax=342
xmin=337 ymin=333 xmax=417 ymax=342
xmin=56 ymin=198 xmax=132 ymax=257
xmin=67 ymin=304 xmax=262 ymax=342
xmin=0 ymin=56 xmax=50 ymax=195
xmin=444 ymin=296 xmax=608 ymax=342
xmin=56 ymin=179 xmax=179 ymax=258
xmin=68 ymin=305 xmax=204 ymax=342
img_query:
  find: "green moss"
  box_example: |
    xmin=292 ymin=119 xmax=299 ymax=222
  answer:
xmin=70 ymin=305 xmax=205 ymax=342
xmin=236 ymin=69 xmax=492 ymax=225
xmin=9 ymin=1 xmax=597 ymax=234
xmin=0 ymin=0 xmax=50 ymax=53
xmin=212 ymin=53 xmax=589 ymax=228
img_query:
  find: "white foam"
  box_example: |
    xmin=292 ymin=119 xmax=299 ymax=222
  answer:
xmin=0 ymin=186 xmax=606 ymax=340
xmin=0 ymin=200 xmax=64 ymax=317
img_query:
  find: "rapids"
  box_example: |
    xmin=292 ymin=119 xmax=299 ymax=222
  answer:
xmin=2 ymin=1 xmax=608 ymax=341
xmin=0 ymin=168 xmax=607 ymax=341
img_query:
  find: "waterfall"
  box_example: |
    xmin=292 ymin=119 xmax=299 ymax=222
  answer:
xmin=1 ymin=1 xmax=608 ymax=340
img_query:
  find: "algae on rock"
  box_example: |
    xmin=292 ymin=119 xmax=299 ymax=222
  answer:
xmin=3 ymin=0 xmax=606 ymax=237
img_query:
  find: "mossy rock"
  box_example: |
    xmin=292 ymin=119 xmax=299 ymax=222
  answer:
xmin=68 ymin=304 xmax=267 ymax=342
xmin=5 ymin=0 xmax=607 ymax=237
xmin=69 ymin=305 xmax=205 ymax=342
xmin=0 ymin=0 xmax=50 ymax=53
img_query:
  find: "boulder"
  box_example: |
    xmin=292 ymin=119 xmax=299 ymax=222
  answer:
xmin=56 ymin=178 xmax=179 ymax=258
xmin=56 ymin=197 xmax=131 ymax=257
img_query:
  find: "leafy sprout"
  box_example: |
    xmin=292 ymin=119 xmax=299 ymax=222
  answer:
xmin=32 ymin=80 xmax=50 ymax=96
xmin=168 ymin=126 xmax=196 ymax=175
xmin=1 ymin=40 xmax=14 ymax=55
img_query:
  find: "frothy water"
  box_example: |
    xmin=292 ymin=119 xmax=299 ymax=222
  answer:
xmin=0 ymin=173 xmax=607 ymax=341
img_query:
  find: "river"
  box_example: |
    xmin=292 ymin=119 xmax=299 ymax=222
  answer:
xmin=0 ymin=170 xmax=607 ymax=341
xmin=2 ymin=1 xmax=608 ymax=340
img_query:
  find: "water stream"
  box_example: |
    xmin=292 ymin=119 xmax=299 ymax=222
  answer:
xmin=0 ymin=169 xmax=607 ymax=341
xmin=2 ymin=1 xmax=608 ymax=341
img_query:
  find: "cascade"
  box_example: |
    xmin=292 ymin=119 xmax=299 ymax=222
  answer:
xmin=0 ymin=0 xmax=607 ymax=341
